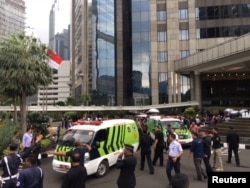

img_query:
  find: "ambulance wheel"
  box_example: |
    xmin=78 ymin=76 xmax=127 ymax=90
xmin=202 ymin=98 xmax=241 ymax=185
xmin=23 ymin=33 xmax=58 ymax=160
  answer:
xmin=95 ymin=160 xmax=109 ymax=178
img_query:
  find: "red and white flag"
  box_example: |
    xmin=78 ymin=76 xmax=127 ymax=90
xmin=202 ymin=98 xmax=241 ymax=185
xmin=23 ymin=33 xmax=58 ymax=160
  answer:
xmin=47 ymin=48 xmax=63 ymax=70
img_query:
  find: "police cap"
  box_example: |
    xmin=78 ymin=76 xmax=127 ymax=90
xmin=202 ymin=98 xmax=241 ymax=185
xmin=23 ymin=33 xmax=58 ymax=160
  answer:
xmin=124 ymin=144 xmax=134 ymax=152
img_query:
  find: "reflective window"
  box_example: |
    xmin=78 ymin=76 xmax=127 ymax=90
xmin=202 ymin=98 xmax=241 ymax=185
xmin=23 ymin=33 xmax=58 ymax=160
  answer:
xmin=196 ymin=4 xmax=250 ymax=20
xmin=179 ymin=9 xmax=188 ymax=20
xmin=157 ymin=10 xmax=167 ymax=21
xmin=180 ymin=75 xmax=190 ymax=102
xmin=132 ymin=0 xmax=151 ymax=105
xmin=92 ymin=0 xmax=115 ymax=98
xmin=157 ymin=31 xmax=167 ymax=41
xmin=158 ymin=51 xmax=168 ymax=63
xmin=180 ymin=50 xmax=190 ymax=59
xmin=179 ymin=30 xmax=189 ymax=40
xmin=159 ymin=72 xmax=168 ymax=104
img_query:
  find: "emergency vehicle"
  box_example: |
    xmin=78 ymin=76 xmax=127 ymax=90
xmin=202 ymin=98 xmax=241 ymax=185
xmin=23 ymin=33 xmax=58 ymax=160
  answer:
xmin=52 ymin=119 xmax=139 ymax=177
xmin=147 ymin=116 xmax=192 ymax=145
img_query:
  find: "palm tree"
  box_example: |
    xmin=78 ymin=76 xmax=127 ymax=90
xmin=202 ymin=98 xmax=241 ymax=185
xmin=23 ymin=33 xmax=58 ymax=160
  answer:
xmin=81 ymin=94 xmax=92 ymax=106
xmin=0 ymin=32 xmax=53 ymax=132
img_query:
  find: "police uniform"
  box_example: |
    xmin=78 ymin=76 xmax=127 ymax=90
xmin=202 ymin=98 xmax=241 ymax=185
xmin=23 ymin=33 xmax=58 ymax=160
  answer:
xmin=17 ymin=166 xmax=43 ymax=188
xmin=0 ymin=144 xmax=35 ymax=188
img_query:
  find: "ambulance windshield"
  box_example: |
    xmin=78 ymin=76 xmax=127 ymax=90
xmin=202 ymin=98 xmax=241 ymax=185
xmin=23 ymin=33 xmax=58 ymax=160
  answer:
xmin=161 ymin=120 xmax=181 ymax=129
xmin=58 ymin=129 xmax=94 ymax=146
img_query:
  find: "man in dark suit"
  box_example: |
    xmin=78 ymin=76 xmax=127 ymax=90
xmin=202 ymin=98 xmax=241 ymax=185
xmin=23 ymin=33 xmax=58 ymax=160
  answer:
xmin=152 ymin=126 xmax=164 ymax=166
xmin=138 ymin=129 xmax=154 ymax=174
xmin=226 ymin=126 xmax=240 ymax=166
xmin=61 ymin=151 xmax=87 ymax=188
xmin=116 ymin=144 xmax=137 ymax=188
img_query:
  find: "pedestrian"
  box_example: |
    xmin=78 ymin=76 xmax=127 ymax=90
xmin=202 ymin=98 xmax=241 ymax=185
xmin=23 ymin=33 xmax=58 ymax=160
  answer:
xmin=165 ymin=124 xmax=172 ymax=151
xmin=16 ymin=156 xmax=44 ymax=188
xmin=12 ymin=131 xmax=22 ymax=151
xmin=200 ymin=131 xmax=213 ymax=174
xmin=61 ymin=151 xmax=87 ymax=188
xmin=22 ymin=127 xmax=33 ymax=152
xmin=211 ymin=127 xmax=223 ymax=171
xmin=152 ymin=126 xmax=164 ymax=166
xmin=166 ymin=133 xmax=183 ymax=188
xmin=31 ymin=130 xmax=44 ymax=166
xmin=47 ymin=141 xmax=92 ymax=167
xmin=138 ymin=129 xmax=154 ymax=174
xmin=0 ymin=137 xmax=42 ymax=188
xmin=116 ymin=144 xmax=137 ymax=188
xmin=170 ymin=128 xmax=179 ymax=141
xmin=226 ymin=126 xmax=240 ymax=166
xmin=189 ymin=121 xmax=199 ymax=134
xmin=171 ymin=173 xmax=189 ymax=188
xmin=189 ymin=132 xmax=206 ymax=181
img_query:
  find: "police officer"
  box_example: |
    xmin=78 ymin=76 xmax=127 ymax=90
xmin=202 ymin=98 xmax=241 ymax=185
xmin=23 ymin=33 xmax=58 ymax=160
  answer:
xmin=17 ymin=156 xmax=44 ymax=188
xmin=0 ymin=136 xmax=42 ymax=188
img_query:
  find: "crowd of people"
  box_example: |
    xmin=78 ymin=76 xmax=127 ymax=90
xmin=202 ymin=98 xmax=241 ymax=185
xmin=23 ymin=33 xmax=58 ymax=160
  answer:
xmin=135 ymin=115 xmax=241 ymax=188
xmin=0 ymin=112 xmax=242 ymax=188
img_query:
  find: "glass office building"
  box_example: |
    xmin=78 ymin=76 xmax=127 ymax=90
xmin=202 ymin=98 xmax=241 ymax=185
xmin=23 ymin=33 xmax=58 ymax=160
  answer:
xmin=71 ymin=0 xmax=250 ymax=107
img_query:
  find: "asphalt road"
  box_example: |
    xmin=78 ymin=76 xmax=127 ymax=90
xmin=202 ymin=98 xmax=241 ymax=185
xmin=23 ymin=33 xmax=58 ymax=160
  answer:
xmin=40 ymin=148 xmax=250 ymax=188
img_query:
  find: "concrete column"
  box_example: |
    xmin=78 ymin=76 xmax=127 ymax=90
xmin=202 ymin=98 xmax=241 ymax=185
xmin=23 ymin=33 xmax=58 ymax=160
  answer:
xmin=194 ymin=72 xmax=202 ymax=109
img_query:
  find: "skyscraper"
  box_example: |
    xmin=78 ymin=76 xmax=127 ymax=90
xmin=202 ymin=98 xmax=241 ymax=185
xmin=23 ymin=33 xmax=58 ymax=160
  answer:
xmin=0 ymin=0 xmax=25 ymax=36
xmin=71 ymin=0 xmax=250 ymax=107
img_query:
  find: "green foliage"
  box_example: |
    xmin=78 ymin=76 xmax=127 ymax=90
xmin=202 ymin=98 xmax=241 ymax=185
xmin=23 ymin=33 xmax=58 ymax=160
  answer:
xmin=81 ymin=94 xmax=92 ymax=106
xmin=64 ymin=111 xmax=79 ymax=121
xmin=0 ymin=120 xmax=19 ymax=157
xmin=27 ymin=112 xmax=50 ymax=136
xmin=40 ymin=138 xmax=51 ymax=148
xmin=91 ymin=90 xmax=109 ymax=106
xmin=55 ymin=101 xmax=66 ymax=106
xmin=65 ymin=97 xmax=76 ymax=106
xmin=182 ymin=107 xmax=196 ymax=118
xmin=0 ymin=32 xmax=53 ymax=132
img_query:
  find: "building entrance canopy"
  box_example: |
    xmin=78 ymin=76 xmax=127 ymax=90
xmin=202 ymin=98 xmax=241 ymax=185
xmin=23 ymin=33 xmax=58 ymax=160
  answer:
xmin=174 ymin=33 xmax=250 ymax=74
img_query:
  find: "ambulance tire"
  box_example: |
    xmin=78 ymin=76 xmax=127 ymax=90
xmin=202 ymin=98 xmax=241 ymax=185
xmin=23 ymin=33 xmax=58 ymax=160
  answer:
xmin=95 ymin=160 xmax=109 ymax=178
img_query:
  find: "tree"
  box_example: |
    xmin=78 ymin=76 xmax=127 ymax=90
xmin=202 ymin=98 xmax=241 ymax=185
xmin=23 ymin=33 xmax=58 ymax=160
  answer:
xmin=65 ymin=97 xmax=76 ymax=106
xmin=81 ymin=94 xmax=92 ymax=106
xmin=0 ymin=32 xmax=53 ymax=132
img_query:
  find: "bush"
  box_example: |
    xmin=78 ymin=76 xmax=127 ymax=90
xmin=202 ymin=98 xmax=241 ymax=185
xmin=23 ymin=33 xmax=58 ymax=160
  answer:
xmin=0 ymin=120 xmax=19 ymax=157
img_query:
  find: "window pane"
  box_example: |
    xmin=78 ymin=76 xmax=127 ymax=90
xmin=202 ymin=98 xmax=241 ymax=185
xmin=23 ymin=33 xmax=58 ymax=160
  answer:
xmin=179 ymin=30 xmax=189 ymax=40
xmin=157 ymin=31 xmax=167 ymax=41
xmin=158 ymin=51 xmax=168 ymax=62
xmin=157 ymin=11 xmax=167 ymax=21
xmin=179 ymin=9 xmax=188 ymax=20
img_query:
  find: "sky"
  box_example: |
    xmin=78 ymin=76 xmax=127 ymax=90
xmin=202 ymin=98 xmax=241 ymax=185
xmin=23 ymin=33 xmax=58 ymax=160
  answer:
xmin=25 ymin=0 xmax=70 ymax=44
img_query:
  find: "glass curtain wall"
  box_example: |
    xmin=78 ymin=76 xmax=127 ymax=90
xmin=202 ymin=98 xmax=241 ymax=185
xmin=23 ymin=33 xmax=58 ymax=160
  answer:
xmin=131 ymin=0 xmax=151 ymax=105
xmin=91 ymin=0 xmax=115 ymax=105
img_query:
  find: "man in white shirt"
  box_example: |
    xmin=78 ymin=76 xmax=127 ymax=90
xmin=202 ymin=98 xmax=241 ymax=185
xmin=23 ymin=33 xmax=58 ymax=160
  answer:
xmin=166 ymin=134 xmax=183 ymax=188
xmin=22 ymin=127 xmax=33 ymax=151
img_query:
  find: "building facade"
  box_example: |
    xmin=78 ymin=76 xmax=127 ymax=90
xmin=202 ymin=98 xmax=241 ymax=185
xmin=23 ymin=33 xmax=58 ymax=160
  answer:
xmin=0 ymin=0 xmax=25 ymax=36
xmin=55 ymin=25 xmax=70 ymax=60
xmin=71 ymin=0 xmax=250 ymax=107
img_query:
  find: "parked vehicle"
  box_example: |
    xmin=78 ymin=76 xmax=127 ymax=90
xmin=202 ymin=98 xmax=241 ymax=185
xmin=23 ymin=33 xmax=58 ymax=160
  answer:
xmin=147 ymin=116 xmax=192 ymax=146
